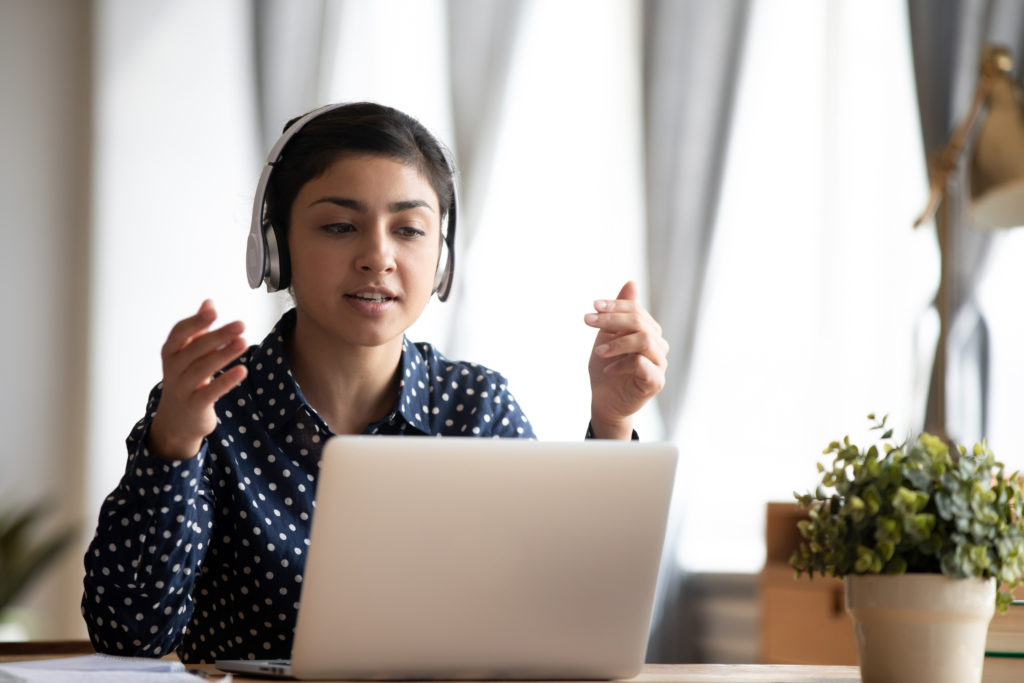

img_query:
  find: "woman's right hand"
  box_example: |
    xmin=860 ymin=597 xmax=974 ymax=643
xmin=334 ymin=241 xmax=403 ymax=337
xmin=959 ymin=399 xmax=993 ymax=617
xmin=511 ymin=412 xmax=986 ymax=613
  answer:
xmin=147 ymin=300 xmax=249 ymax=461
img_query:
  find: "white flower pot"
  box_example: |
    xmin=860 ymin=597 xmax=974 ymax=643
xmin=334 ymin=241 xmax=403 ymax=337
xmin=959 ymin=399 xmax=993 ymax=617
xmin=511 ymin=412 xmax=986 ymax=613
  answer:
xmin=845 ymin=574 xmax=995 ymax=683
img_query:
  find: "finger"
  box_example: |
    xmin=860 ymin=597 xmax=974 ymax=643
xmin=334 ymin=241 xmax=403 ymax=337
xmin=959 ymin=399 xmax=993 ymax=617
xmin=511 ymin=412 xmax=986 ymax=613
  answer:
xmin=595 ymin=331 xmax=668 ymax=368
xmin=178 ymin=336 xmax=248 ymax=391
xmin=591 ymin=298 xmax=639 ymax=315
xmin=602 ymin=355 xmax=666 ymax=392
xmin=163 ymin=300 xmax=218 ymax=355
xmin=191 ymin=365 xmax=249 ymax=406
xmin=585 ymin=309 xmax=663 ymax=338
xmin=168 ymin=320 xmax=245 ymax=365
xmin=616 ymin=280 xmax=638 ymax=301
xmin=163 ymin=323 xmax=246 ymax=386
xmin=596 ymin=328 xmax=670 ymax=356
xmin=592 ymin=280 xmax=639 ymax=313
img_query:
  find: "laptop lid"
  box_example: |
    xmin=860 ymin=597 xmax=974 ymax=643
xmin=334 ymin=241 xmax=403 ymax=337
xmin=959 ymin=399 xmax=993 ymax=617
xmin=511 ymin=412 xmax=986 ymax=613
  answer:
xmin=285 ymin=435 xmax=678 ymax=681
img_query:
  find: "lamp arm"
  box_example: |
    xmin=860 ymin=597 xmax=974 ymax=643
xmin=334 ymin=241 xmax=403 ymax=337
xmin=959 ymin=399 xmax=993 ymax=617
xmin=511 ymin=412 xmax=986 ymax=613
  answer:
xmin=913 ymin=74 xmax=996 ymax=228
xmin=913 ymin=47 xmax=1016 ymax=228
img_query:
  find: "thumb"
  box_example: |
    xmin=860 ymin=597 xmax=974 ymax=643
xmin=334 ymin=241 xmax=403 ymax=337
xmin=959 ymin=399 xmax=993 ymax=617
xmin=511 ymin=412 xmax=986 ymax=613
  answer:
xmin=616 ymin=280 xmax=638 ymax=301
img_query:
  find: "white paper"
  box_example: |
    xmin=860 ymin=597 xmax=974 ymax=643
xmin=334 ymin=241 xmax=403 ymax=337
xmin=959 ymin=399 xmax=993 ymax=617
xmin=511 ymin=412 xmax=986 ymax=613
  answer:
xmin=0 ymin=654 xmax=207 ymax=682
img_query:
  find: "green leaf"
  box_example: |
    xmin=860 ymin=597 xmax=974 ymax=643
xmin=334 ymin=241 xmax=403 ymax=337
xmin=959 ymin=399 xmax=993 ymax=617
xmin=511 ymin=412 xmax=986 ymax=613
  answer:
xmin=894 ymin=487 xmax=929 ymax=515
xmin=903 ymin=513 xmax=936 ymax=543
xmin=794 ymin=415 xmax=1024 ymax=606
xmin=0 ymin=501 xmax=77 ymax=611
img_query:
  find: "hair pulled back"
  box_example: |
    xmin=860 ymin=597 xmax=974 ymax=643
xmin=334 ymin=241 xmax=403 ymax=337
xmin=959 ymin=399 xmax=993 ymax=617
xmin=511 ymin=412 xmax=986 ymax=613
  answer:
xmin=265 ymin=102 xmax=456 ymax=236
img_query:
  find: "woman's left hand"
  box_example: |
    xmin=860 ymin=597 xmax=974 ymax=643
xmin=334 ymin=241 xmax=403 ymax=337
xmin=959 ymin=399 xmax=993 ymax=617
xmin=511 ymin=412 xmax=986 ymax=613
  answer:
xmin=585 ymin=281 xmax=669 ymax=439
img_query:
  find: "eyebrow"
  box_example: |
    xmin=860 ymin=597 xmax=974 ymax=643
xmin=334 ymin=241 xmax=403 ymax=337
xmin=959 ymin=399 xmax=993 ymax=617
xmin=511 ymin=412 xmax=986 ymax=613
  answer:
xmin=308 ymin=197 xmax=435 ymax=213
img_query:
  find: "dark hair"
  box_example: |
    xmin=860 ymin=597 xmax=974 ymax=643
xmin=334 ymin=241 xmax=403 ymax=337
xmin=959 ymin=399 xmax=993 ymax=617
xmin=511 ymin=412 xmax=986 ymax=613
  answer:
xmin=264 ymin=102 xmax=456 ymax=236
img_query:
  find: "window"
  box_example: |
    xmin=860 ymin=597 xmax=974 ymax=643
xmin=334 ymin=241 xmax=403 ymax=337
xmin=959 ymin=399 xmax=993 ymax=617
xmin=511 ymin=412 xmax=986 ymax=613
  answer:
xmin=674 ymin=0 xmax=935 ymax=572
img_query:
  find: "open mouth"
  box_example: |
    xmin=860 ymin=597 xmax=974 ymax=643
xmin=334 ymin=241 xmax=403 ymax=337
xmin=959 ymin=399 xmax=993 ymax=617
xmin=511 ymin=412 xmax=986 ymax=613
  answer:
xmin=346 ymin=293 xmax=395 ymax=304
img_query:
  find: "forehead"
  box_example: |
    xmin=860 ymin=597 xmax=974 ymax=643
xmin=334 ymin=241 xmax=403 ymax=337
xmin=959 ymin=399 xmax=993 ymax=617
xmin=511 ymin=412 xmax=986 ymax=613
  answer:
xmin=299 ymin=153 xmax=439 ymax=206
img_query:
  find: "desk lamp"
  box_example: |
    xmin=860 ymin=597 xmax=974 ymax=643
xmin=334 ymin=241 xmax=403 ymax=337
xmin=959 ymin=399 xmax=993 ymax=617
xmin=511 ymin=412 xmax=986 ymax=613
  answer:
xmin=915 ymin=45 xmax=1024 ymax=229
xmin=914 ymin=45 xmax=1024 ymax=443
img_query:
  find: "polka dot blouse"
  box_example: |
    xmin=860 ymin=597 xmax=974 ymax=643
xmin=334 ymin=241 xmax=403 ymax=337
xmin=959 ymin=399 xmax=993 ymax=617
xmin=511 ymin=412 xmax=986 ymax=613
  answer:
xmin=81 ymin=308 xmax=536 ymax=663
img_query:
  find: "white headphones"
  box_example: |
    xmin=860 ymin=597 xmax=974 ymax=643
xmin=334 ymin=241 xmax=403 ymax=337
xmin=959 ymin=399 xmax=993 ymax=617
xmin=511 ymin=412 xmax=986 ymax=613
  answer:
xmin=246 ymin=103 xmax=457 ymax=301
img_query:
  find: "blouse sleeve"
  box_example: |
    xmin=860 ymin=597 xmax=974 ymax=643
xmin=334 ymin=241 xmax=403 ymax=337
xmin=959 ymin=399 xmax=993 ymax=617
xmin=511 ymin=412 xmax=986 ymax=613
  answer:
xmin=81 ymin=383 xmax=214 ymax=658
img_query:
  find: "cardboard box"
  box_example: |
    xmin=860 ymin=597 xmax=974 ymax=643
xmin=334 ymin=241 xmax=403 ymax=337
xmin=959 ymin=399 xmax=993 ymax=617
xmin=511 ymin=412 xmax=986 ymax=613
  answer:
xmin=759 ymin=502 xmax=858 ymax=665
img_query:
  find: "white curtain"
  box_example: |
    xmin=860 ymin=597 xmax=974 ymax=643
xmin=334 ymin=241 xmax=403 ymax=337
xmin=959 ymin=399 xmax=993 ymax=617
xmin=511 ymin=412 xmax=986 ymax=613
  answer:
xmin=441 ymin=0 xmax=526 ymax=352
xmin=641 ymin=0 xmax=751 ymax=662
xmin=252 ymin=0 xmax=329 ymax=151
xmin=449 ymin=0 xmax=647 ymax=439
xmin=672 ymin=0 xmax=933 ymax=578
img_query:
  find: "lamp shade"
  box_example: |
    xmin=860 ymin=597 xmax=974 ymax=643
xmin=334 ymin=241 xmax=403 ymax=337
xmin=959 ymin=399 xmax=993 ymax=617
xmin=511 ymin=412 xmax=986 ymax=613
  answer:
xmin=969 ymin=49 xmax=1024 ymax=229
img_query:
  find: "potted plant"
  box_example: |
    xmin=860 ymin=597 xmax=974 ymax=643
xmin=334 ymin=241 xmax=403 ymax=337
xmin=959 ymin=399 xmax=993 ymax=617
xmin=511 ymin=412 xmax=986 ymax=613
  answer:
xmin=0 ymin=501 xmax=76 ymax=639
xmin=790 ymin=414 xmax=1024 ymax=683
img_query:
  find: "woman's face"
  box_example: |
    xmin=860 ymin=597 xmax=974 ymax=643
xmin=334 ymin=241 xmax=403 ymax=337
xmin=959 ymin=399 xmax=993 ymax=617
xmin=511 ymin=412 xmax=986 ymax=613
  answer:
xmin=287 ymin=153 xmax=442 ymax=352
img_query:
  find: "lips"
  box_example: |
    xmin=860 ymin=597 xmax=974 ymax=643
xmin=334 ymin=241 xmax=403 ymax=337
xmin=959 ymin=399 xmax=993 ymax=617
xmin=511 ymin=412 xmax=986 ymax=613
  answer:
xmin=344 ymin=287 xmax=397 ymax=305
xmin=347 ymin=292 xmax=394 ymax=303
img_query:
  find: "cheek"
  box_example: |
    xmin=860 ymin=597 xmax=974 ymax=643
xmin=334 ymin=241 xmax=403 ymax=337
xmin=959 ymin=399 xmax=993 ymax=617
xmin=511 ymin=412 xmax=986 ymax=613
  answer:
xmin=288 ymin=245 xmax=326 ymax=283
xmin=409 ymin=242 xmax=442 ymax=278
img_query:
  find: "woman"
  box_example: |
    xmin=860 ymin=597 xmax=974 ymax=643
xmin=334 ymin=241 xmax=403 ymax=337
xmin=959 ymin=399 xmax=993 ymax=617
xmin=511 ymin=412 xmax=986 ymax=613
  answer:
xmin=82 ymin=102 xmax=668 ymax=662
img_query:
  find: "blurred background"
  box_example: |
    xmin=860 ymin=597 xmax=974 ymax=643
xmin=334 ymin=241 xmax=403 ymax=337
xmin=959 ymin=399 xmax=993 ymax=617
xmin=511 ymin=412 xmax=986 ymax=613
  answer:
xmin=3 ymin=0 xmax=1024 ymax=664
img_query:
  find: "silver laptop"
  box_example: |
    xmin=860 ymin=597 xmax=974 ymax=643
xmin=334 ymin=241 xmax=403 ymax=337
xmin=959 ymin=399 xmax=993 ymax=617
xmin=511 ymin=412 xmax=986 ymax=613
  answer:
xmin=217 ymin=435 xmax=677 ymax=680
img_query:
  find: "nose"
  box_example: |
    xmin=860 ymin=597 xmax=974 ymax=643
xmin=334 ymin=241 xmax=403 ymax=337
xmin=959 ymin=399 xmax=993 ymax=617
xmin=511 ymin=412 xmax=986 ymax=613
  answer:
xmin=354 ymin=226 xmax=396 ymax=274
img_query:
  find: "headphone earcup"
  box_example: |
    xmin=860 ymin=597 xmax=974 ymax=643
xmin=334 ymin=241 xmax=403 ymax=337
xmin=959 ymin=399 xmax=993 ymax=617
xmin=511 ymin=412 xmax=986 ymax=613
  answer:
xmin=263 ymin=219 xmax=291 ymax=292
xmin=246 ymin=229 xmax=266 ymax=289
xmin=434 ymin=237 xmax=450 ymax=295
xmin=433 ymin=192 xmax=457 ymax=301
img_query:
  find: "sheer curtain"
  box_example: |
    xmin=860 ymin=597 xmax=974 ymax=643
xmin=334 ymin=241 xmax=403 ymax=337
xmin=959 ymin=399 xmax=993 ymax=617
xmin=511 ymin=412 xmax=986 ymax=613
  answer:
xmin=641 ymin=0 xmax=751 ymax=662
xmin=449 ymin=0 xmax=647 ymax=439
xmin=252 ymin=0 xmax=329 ymax=150
xmin=672 ymin=0 xmax=934 ymax=578
xmin=441 ymin=0 xmax=526 ymax=352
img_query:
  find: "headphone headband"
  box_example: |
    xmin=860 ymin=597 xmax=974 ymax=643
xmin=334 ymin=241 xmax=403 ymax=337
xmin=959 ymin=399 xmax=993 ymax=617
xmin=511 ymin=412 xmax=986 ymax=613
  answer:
xmin=247 ymin=104 xmax=348 ymax=290
xmin=246 ymin=103 xmax=457 ymax=301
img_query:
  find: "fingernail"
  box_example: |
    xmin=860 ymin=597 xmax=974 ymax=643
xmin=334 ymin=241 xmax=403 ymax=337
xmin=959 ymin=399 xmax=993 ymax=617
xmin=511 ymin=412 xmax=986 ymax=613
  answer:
xmin=596 ymin=344 xmax=610 ymax=356
xmin=585 ymin=313 xmax=599 ymax=325
xmin=595 ymin=300 xmax=610 ymax=311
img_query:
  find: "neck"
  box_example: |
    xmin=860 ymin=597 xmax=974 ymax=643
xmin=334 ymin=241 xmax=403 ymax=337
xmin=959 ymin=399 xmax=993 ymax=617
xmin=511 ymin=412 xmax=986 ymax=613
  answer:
xmin=287 ymin=312 xmax=403 ymax=435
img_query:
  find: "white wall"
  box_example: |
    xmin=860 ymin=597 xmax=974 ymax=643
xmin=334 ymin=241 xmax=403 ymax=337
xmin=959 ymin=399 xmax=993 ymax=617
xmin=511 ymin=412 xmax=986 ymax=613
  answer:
xmin=0 ymin=0 xmax=92 ymax=637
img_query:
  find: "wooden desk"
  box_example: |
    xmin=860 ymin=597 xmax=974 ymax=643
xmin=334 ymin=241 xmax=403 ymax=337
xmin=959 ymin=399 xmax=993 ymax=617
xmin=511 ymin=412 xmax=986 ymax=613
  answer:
xmin=0 ymin=643 xmax=862 ymax=682
xmin=192 ymin=664 xmax=863 ymax=683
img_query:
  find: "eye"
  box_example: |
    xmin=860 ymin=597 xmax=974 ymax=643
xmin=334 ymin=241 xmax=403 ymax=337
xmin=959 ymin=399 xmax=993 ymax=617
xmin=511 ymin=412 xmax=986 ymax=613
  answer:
xmin=321 ymin=222 xmax=355 ymax=235
xmin=396 ymin=226 xmax=426 ymax=239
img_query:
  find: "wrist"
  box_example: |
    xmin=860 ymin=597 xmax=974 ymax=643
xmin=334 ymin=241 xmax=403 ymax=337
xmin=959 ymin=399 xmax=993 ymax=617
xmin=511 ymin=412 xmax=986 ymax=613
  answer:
xmin=147 ymin=416 xmax=203 ymax=461
xmin=589 ymin=412 xmax=634 ymax=440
